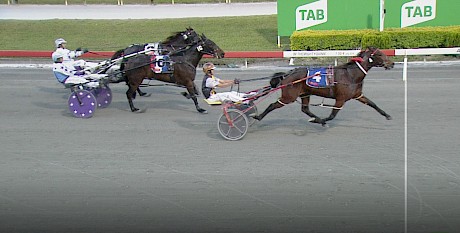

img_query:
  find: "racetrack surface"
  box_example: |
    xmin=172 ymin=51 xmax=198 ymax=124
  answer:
xmin=0 ymin=64 xmax=459 ymax=232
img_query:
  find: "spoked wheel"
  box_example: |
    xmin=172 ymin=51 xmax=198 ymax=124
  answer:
xmin=217 ymin=109 xmax=249 ymax=141
xmin=229 ymin=102 xmax=258 ymax=126
xmin=93 ymin=85 xmax=112 ymax=108
xmin=68 ymin=90 xmax=97 ymax=118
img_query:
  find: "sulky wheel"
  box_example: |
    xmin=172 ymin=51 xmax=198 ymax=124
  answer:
xmin=68 ymin=90 xmax=97 ymax=118
xmin=93 ymin=85 xmax=112 ymax=108
xmin=217 ymin=109 xmax=249 ymax=141
xmin=230 ymin=102 xmax=258 ymax=126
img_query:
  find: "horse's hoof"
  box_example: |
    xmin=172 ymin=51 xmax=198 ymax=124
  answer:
xmin=308 ymin=117 xmax=323 ymax=124
xmin=197 ymin=109 xmax=208 ymax=114
xmin=140 ymin=93 xmax=152 ymax=97
xmin=252 ymin=115 xmax=260 ymax=121
xmin=132 ymin=108 xmax=146 ymax=113
xmin=386 ymin=115 xmax=392 ymax=120
xmin=181 ymin=92 xmax=191 ymax=99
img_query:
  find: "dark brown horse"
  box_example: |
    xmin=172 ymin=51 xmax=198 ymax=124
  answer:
xmin=110 ymin=27 xmax=199 ymax=96
xmin=254 ymin=47 xmax=394 ymax=125
xmin=123 ymin=34 xmax=225 ymax=113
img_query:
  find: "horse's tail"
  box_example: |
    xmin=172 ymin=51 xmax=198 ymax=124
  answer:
xmin=270 ymin=72 xmax=286 ymax=88
xmin=111 ymin=49 xmax=124 ymax=60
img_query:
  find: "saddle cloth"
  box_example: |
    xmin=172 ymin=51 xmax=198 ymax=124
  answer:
xmin=306 ymin=67 xmax=334 ymax=88
xmin=150 ymin=55 xmax=173 ymax=74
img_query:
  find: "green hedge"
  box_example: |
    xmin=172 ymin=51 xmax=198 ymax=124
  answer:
xmin=290 ymin=26 xmax=460 ymax=50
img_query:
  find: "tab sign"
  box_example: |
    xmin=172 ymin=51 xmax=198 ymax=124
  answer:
xmin=296 ymin=0 xmax=328 ymax=31
xmin=401 ymin=0 xmax=436 ymax=28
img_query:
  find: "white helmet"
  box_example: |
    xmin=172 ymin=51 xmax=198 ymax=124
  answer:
xmin=52 ymin=52 xmax=64 ymax=62
xmin=55 ymin=38 xmax=67 ymax=48
xmin=202 ymin=62 xmax=216 ymax=73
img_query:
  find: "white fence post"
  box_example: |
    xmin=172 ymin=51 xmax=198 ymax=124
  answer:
xmin=65 ymin=0 xmax=68 ymax=6
xmin=118 ymin=0 xmax=124 ymax=5
xmin=379 ymin=0 xmax=385 ymax=32
xmin=403 ymin=55 xmax=408 ymax=82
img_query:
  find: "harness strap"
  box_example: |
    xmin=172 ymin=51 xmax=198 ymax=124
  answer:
xmin=299 ymin=94 xmax=311 ymax=99
xmin=354 ymin=93 xmax=364 ymax=100
xmin=277 ymin=99 xmax=288 ymax=106
xmin=355 ymin=61 xmax=368 ymax=75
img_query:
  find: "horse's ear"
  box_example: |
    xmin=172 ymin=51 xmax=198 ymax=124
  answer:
xmin=368 ymin=46 xmax=377 ymax=51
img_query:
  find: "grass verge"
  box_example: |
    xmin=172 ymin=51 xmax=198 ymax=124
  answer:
xmin=0 ymin=15 xmax=285 ymax=51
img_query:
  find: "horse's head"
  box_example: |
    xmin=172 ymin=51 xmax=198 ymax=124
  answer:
xmin=358 ymin=47 xmax=394 ymax=70
xmin=182 ymin=27 xmax=199 ymax=44
xmin=164 ymin=28 xmax=200 ymax=47
xmin=197 ymin=34 xmax=225 ymax=59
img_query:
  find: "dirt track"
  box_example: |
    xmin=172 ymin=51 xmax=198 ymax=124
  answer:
xmin=0 ymin=64 xmax=459 ymax=232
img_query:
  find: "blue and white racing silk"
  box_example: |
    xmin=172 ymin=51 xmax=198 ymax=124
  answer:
xmin=52 ymin=62 xmax=89 ymax=85
xmin=55 ymin=47 xmax=84 ymax=63
xmin=306 ymin=67 xmax=333 ymax=88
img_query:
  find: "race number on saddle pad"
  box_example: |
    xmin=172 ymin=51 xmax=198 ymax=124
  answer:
xmin=150 ymin=55 xmax=173 ymax=74
xmin=306 ymin=67 xmax=334 ymax=88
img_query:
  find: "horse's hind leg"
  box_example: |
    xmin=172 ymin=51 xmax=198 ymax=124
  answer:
xmin=253 ymin=100 xmax=285 ymax=121
xmin=322 ymin=99 xmax=346 ymax=123
xmin=300 ymin=95 xmax=325 ymax=125
xmin=126 ymin=84 xmax=140 ymax=112
xmin=137 ymin=88 xmax=151 ymax=97
xmin=355 ymin=94 xmax=392 ymax=120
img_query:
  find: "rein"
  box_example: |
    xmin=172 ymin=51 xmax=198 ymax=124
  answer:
xmin=87 ymin=51 xmax=112 ymax=58
xmin=237 ymin=75 xmax=276 ymax=83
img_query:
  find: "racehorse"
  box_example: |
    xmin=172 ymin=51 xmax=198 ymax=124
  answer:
xmin=254 ymin=47 xmax=394 ymax=125
xmin=111 ymin=27 xmax=199 ymax=96
xmin=123 ymin=34 xmax=225 ymax=113
xmin=110 ymin=27 xmax=199 ymax=60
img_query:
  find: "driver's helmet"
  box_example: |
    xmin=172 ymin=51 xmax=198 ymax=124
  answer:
xmin=202 ymin=62 xmax=215 ymax=74
xmin=52 ymin=52 xmax=64 ymax=62
xmin=55 ymin=38 xmax=67 ymax=48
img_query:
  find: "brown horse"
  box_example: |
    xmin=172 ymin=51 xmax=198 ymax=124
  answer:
xmin=123 ymin=34 xmax=225 ymax=113
xmin=254 ymin=47 xmax=394 ymax=125
xmin=110 ymin=27 xmax=199 ymax=97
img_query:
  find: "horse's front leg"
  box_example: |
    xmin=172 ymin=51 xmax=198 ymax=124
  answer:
xmin=355 ymin=94 xmax=392 ymax=120
xmin=183 ymin=85 xmax=207 ymax=114
xmin=137 ymin=87 xmax=151 ymax=97
xmin=300 ymin=95 xmax=325 ymax=126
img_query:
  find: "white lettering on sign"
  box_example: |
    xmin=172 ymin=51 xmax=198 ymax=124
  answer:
xmin=284 ymin=50 xmax=361 ymax=58
xmin=401 ymin=0 xmax=436 ymax=28
xmin=296 ymin=0 xmax=328 ymax=31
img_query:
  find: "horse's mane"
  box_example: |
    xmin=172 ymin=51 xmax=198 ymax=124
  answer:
xmin=336 ymin=62 xmax=356 ymax=69
xmin=336 ymin=49 xmax=371 ymax=69
xmin=163 ymin=31 xmax=184 ymax=44
xmin=269 ymin=69 xmax=304 ymax=88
